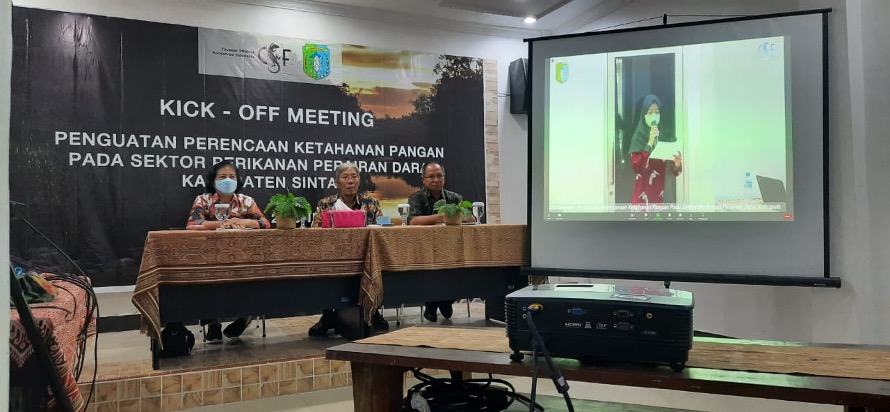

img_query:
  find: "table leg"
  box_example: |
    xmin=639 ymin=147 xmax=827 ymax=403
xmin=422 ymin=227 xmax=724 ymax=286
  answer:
xmin=449 ymin=370 xmax=472 ymax=382
xmin=151 ymin=338 xmax=160 ymax=370
xmin=335 ymin=306 xmax=370 ymax=340
xmin=485 ymin=296 xmax=506 ymax=322
xmin=351 ymin=362 xmax=406 ymax=412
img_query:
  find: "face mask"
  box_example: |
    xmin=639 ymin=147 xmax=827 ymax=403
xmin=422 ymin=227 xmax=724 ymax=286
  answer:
xmin=645 ymin=113 xmax=660 ymax=127
xmin=215 ymin=178 xmax=237 ymax=194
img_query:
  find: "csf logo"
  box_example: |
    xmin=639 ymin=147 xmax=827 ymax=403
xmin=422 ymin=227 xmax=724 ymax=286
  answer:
xmin=555 ymin=62 xmax=569 ymax=84
xmin=758 ymin=41 xmax=778 ymax=59
xmin=257 ymin=43 xmax=291 ymax=73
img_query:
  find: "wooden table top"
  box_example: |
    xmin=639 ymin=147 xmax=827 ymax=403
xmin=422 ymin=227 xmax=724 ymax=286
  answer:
xmin=327 ymin=342 xmax=890 ymax=409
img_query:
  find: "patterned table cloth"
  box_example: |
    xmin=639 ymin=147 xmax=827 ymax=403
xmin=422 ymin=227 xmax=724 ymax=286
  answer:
xmin=359 ymin=225 xmax=528 ymax=324
xmin=133 ymin=225 xmax=528 ymax=344
xmin=10 ymin=278 xmax=94 ymax=412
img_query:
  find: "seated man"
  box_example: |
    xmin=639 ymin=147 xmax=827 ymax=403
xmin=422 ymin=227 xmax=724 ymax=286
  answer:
xmin=309 ymin=162 xmax=389 ymax=336
xmin=407 ymin=161 xmax=462 ymax=322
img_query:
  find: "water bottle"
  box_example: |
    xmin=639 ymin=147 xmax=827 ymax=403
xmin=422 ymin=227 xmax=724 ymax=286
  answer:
xmin=743 ymin=172 xmax=754 ymax=201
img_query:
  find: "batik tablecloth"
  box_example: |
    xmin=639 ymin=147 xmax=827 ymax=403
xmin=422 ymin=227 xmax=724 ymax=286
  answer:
xmin=10 ymin=278 xmax=94 ymax=412
xmin=133 ymin=225 xmax=528 ymax=344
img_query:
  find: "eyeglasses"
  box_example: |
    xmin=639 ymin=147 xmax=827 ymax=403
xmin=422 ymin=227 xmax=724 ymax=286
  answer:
xmin=339 ymin=175 xmax=360 ymax=181
xmin=424 ymin=173 xmax=445 ymax=180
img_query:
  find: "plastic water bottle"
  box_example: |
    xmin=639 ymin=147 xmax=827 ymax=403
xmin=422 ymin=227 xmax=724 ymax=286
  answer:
xmin=743 ymin=172 xmax=754 ymax=201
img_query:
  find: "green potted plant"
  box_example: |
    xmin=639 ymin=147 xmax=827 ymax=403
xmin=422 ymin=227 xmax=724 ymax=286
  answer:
xmin=433 ymin=199 xmax=473 ymax=226
xmin=264 ymin=192 xmax=312 ymax=229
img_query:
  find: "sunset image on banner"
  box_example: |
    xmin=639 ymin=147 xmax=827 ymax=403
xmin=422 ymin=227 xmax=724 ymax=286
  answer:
xmin=341 ymin=46 xmax=484 ymax=217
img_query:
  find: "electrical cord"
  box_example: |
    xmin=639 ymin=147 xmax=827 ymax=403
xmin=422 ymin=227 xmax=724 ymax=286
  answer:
xmin=11 ymin=259 xmax=100 ymax=410
xmin=21 ymin=219 xmax=90 ymax=279
xmin=11 ymin=257 xmax=96 ymax=377
xmin=526 ymin=308 xmax=574 ymax=412
xmin=529 ymin=347 xmax=539 ymax=412
xmin=45 ymin=273 xmax=97 ymax=378
xmin=404 ymin=368 xmax=543 ymax=411
xmin=13 ymin=217 xmax=100 ymax=410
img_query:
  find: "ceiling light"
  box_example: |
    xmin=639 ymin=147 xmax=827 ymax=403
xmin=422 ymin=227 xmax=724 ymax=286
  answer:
xmin=524 ymin=17 xmax=537 ymax=24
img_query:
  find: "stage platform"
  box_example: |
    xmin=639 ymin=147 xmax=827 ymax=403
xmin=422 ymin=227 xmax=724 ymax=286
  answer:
xmin=79 ymin=302 xmax=489 ymax=410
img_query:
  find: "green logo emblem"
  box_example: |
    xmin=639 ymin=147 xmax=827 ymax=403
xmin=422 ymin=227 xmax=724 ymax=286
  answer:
xmin=303 ymin=44 xmax=331 ymax=80
xmin=555 ymin=62 xmax=569 ymax=84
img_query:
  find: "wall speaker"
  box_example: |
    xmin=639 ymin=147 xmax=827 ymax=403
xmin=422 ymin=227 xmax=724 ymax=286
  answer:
xmin=508 ymin=58 xmax=529 ymax=115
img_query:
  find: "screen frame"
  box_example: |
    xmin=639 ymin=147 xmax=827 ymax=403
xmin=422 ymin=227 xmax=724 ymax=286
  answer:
xmin=524 ymin=8 xmax=839 ymax=288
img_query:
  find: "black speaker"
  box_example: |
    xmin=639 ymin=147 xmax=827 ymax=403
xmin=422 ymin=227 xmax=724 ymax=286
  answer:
xmin=508 ymin=58 xmax=529 ymax=115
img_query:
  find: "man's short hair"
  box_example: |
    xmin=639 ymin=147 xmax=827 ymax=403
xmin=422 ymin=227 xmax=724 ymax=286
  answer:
xmin=421 ymin=161 xmax=444 ymax=176
xmin=334 ymin=162 xmax=360 ymax=179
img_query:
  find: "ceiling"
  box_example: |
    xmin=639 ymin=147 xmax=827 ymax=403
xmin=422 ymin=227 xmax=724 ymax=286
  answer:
xmin=226 ymin=0 xmax=635 ymax=38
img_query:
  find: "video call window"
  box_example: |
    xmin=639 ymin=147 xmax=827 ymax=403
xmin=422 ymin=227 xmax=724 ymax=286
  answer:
xmin=545 ymin=37 xmax=792 ymax=222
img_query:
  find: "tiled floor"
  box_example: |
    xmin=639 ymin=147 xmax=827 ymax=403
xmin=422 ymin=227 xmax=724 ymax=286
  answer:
xmin=81 ymin=302 xmax=490 ymax=382
xmin=81 ymin=302 xmax=843 ymax=412
xmin=188 ymin=386 xmax=698 ymax=412
xmin=186 ymin=376 xmax=843 ymax=412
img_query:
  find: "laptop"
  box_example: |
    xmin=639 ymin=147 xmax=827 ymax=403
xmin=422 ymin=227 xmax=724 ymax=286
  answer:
xmin=756 ymin=175 xmax=787 ymax=203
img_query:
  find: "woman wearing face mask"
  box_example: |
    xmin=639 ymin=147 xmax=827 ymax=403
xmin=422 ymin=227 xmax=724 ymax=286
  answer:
xmin=628 ymin=94 xmax=683 ymax=206
xmin=187 ymin=160 xmax=271 ymax=230
xmin=184 ymin=160 xmax=271 ymax=341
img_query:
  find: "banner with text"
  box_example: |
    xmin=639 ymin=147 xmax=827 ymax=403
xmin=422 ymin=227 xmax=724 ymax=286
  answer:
xmin=9 ymin=7 xmax=486 ymax=286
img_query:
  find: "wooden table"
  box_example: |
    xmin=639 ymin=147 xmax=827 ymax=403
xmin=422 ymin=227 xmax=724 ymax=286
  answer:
xmin=133 ymin=225 xmax=528 ymax=368
xmin=327 ymin=341 xmax=890 ymax=412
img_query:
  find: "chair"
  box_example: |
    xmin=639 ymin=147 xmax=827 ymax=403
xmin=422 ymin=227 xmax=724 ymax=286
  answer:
xmin=394 ymin=303 xmax=423 ymax=326
xmin=200 ymin=315 xmax=266 ymax=342
xmin=458 ymin=299 xmax=472 ymax=318
xmin=393 ymin=300 xmax=472 ymax=326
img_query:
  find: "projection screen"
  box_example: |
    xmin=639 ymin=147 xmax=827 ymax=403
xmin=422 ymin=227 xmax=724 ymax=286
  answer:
xmin=527 ymin=10 xmax=834 ymax=284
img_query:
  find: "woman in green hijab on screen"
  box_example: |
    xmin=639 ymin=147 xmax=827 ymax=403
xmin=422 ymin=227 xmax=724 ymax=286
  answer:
xmin=628 ymin=94 xmax=683 ymax=207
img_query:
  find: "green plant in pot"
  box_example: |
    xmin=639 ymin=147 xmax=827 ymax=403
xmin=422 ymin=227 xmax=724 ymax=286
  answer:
xmin=264 ymin=192 xmax=312 ymax=229
xmin=433 ymin=199 xmax=473 ymax=226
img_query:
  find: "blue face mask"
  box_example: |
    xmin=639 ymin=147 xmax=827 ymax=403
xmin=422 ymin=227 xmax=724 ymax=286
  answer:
xmin=215 ymin=178 xmax=237 ymax=194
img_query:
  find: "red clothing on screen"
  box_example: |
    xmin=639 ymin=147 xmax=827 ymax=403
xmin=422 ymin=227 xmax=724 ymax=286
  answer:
xmin=631 ymin=149 xmax=681 ymax=206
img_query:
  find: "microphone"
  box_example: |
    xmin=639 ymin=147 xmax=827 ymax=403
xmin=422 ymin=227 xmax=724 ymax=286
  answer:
xmin=651 ymin=120 xmax=659 ymax=141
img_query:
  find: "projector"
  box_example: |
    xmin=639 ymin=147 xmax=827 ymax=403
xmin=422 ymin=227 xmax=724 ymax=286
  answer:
xmin=506 ymin=284 xmax=694 ymax=371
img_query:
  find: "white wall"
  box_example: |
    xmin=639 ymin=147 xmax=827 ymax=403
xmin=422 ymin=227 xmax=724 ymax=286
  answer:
xmin=855 ymin=0 xmax=890 ymax=344
xmin=1 ymin=0 xmax=12 ymax=406
xmin=12 ymin=0 xmax=530 ymax=223
xmin=559 ymin=0 xmax=890 ymax=346
xmin=572 ymin=0 xmax=807 ymax=32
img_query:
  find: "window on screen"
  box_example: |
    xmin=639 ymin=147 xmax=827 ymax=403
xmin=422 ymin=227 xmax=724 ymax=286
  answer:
xmin=545 ymin=37 xmax=792 ymax=222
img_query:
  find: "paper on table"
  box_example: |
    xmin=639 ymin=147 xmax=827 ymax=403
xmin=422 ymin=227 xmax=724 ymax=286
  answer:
xmin=649 ymin=140 xmax=681 ymax=161
xmin=333 ymin=199 xmax=352 ymax=211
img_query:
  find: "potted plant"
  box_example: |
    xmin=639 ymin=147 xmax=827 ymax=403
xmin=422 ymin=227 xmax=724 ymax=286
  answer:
xmin=433 ymin=199 xmax=473 ymax=226
xmin=264 ymin=192 xmax=312 ymax=229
